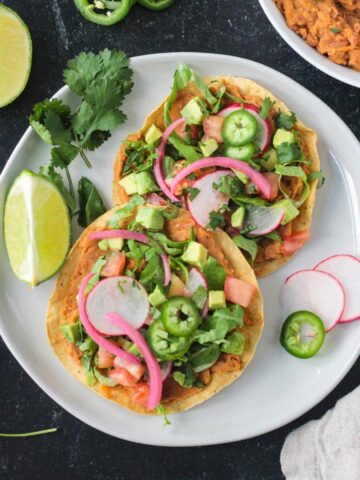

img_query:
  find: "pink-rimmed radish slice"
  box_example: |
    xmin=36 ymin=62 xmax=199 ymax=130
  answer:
xmin=78 ymin=273 xmax=141 ymax=365
xmin=184 ymin=267 xmax=208 ymax=295
xmin=86 ymin=276 xmax=149 ymax=336
xmin=314 ymin=254 xmax=360 ymax=323
xmin=89 ymin=229 xmax=150 ymax=244
xmin=106 ymin=312 xmax=162 ymax=411
xmin=184 ymin=267 xmax=208 ymax=317
xmin=281 ymin=269 xmax=345 ymax=332
xmin=244 ymin=205 xmax=285 ymax=237
xmin=154 ymin=117 xmax=186 ymax=203
xmin=170 ymin=157 xmax=272 ymax=200
xmin=219 ymin=103 xmax=271 ymax=156
xmin=187 ymin=170 xmax=232 ymax=228
xmin=160 ymin=253 xmax=171 ymax=287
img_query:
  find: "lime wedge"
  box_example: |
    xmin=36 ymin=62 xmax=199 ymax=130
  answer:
xmin=0 ymin=4 xmax=32 ymax=108
xmin=4 ymin=170 xmax=71 ymax=286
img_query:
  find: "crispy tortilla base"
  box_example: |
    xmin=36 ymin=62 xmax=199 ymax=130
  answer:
xmin=112 ymin=76 xmax=320 ymax=277
xmin=46 ymin=206 xmax=263 ymax=415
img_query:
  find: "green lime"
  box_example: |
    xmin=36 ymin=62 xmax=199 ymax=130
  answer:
xmin=0 ymin=4 xmax=32 ymax=108
xmin=4 ymin=170 xmax=71 ymax=286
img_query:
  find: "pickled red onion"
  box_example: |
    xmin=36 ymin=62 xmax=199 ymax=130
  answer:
xmin=154 ymin=118 xmax=186 ymax=203
xmin=106 ymin=312 xmax=162 ymax=411
xmin=89 ymin=230 xmax=150 ymax=244
xmin=170 ymin=157 xmax=272 ymax=200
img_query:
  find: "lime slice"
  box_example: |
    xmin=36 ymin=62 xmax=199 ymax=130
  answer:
xmin=4 ymin=170 xmax=71 ymax=286
xmin=0 ymin=4 xmax=32 ymax=108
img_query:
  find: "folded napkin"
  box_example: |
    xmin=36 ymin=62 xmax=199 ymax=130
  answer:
xmin=281 ymin=386 xmax=360 ymax=480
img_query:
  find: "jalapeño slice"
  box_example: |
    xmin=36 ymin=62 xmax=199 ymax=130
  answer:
xmin=280 ymin=310 xmax=326 ymax=359
xmin=221 ymin=109 xmax=258 ymax=147
xmin=147 ymin=319 xmax=191 ymax=361
xmin=161 ymin=296 xmax=201 ymax=337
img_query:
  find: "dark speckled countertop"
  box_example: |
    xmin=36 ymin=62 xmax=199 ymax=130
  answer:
xmin=0 ymin=1 xmax=359 ymax=479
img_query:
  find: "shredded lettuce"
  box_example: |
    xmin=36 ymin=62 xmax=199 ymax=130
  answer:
xmin=232 ymin=235 xmax=258 ymax=263
xmin=202 ymin=256 xmax=226 ymax=290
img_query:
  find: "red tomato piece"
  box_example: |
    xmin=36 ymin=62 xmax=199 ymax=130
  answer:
xmin=203 ymin=116 xmax=224 ymax=143
xmin=224 ymin=275 xmax=256 ymax=308
xmin=132 ymin=383 xmax=150 ymax=407
xmin=280 ymin=231 xmax=310 ymax=256
xmin=113 ymin=357 xmax=146 ymax=381
xmin=101 ymin=252 xmax=126 ymax=278
xmin=108 ymin=367 xmax=138 ymax=387
xmin=97 ymin=347 xmax=114 ymax=369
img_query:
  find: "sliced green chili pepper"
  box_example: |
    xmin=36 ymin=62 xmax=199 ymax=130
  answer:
xmin=280 ymin=310 xmax=325 ymax=359
xmin=147 ymin=319 xmax=190 ymax=360
xmin=221 ymin=110 xmax=258 ymax=147
xmin=161 ymin=296 xmax=201 ymax=337
xmin=74 ymin=0 xmax=134 ymax=26
xmin=138 ymin=0 xmax=175 ymax=11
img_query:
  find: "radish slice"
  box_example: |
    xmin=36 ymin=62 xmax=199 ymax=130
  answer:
xmin=154 ymin=117 xmax=186 ymax=203
xmin=89 ymin=230 xmax=150 ymax=244
xmin=185 ymin=267 xmax=208 ymax=295
xmin=185 ymin=268 xmax=208 ymax=317
xmin=219 ymin=103 xmax=271 ymax=156
xmin=314 ymin=254 xmax=360 ymax=323
xmin=244 ymin=205 xmax=285 ymax=236
xmin=106 ymin=312 xmax=162 ymax=411
xmin=78 ymin=273 xmax=141 ymax=365
xmin=161 ymin=254 xmax=171 ymax=287
xmin=170 ymin=157 xmax=272 ymax=200
xmin=86 ymin=276 xmax=149 ymax=336
xmin=146 ymin=193 xmax=168 ymax=206
xmin=281 ymin=269 xmax=346 ymax=332
xmin=187 ymin=170 xmax=233 ymax=228
xmin=160 ymin=361 xmax=173 ymax=381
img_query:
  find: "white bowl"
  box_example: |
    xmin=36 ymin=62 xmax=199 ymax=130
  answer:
xmin=258 ymin=0 xmax=360 ymax=88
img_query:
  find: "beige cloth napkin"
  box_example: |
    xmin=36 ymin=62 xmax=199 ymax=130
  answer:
xmin=281 ymin=386 xmax=360 ymax=480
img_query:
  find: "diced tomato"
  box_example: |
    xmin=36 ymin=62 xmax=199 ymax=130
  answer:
xmin=132 ymin=383 xmax=150 ymax=407
xmin=203 ymin=116 xmax=224 ymax=143
xmin=108 ymin=367 xmax=138 ymax=387
xmin=280 ymin=231 xmax=310 ymax=256
xmin=146 ymin=193 xmax=168 ymax=206
xmin=101 ymin=252 xmax=126 ymax=277
xmin=262 ymin=172 xmax=279 ymax=201
xmin=224 ymin=275 xmax=256 ymax=308
xmin=97 ymin=347 xmax=114 ymax=369
xmin=113 ymin=357 xmax=146 ymax=381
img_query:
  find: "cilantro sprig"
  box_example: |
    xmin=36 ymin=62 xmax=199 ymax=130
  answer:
xmin=30 ymin=49 xmax=133 ymax=226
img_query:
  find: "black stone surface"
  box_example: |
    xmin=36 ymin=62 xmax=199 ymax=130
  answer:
xmin=0 ymin=1 xmax=359 ymax=479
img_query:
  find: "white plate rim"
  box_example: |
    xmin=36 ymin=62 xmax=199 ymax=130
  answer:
xmin=0 ymin=52 xmax=359 ymax=446
xmin=258 ymin=0 xmax=360 ymax=88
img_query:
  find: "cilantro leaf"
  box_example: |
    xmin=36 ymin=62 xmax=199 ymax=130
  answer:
xmin=275 ymin=112 xmax=297 ymax=130
xmin=63 ymin=51 xmax=103 ymax=96
xmin=78 ymin=177 xmax=106 ymax=228
xmin=207 ymin=210 xmax=226 ymax=230
xmin=259 ymin=97 xmax=275 ymax=119
xmin=73 ymin=78 xmax=127 ymax=145
xmin=276 ymin=142 xmax=302 ymax=164
xmin=188 ymin=187 xmax=200 ymax=201
xmin=202 ymin=256 xmax=226 ymax=290
xmin=232 ymin=235 xmax=258 ymax=263
xmin=123 ymin=140 xmax=156 ymax=175
xmin=190 ymin=344 xmax=220 ymax=373
xmin=173 ymin=363 xmax=196 ymax=388
xmin=308 ymin=170 xmax=326 ymax=188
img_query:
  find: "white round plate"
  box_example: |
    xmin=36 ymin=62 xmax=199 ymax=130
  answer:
xmin=258 ymin=0 xmax=360 ymax=88
xmin=0 ymin=53 xmax=360 ymax=446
